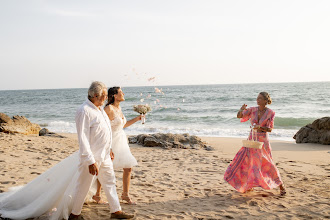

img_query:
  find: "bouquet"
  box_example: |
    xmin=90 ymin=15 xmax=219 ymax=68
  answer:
xmin=133 ymin=104 xmax=152 ymax=124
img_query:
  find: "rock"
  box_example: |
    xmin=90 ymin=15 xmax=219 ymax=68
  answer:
xmin=293 ymin=117 xmax=330 ymax=145
xmin=205 ymin=146 xmax=215 ymax=151
xmin=129 ymin=133 xmax=210 ymax=150
xmin=39 ymin=128 xmax=50 ymax=136
xmin=39 ymin=128 xmax=65 ymax=138
xmin=143 ymin=137 xmax=163 ymax=147
xmin=0 ymin=113 xmax=12 ymax=124
xmin=128 ymin=136 xmax=138 ymax=144
xmin=0 ymin=113 xmax=41 ymax=135
xmin=320 ymin=131 xmax=330 ymax=145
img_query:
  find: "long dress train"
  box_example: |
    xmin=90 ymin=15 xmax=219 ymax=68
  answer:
xmin=0 ymin=152 xmax=97 ymax=220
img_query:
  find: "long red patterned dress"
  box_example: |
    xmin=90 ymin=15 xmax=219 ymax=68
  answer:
xmin=224 ymin=107 xmax=283 ymax=193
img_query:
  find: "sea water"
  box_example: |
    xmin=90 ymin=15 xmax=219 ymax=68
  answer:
xmin=0 ymin=82 xmax=329 ymax=141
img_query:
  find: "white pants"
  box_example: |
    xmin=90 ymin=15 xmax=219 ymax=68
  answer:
xmin=71 ymin=158 xmax=121 ymax=215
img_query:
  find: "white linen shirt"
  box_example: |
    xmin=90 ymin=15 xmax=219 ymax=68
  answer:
xmin=75 ymin=99 xmax=112 ymax=166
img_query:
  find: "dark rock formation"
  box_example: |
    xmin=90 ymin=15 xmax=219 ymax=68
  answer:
xmin=0 ymin=113 xmax=41 ymax=135
xmin=128 ymin=133 xmax=213 ymax=150
xmin=39 ymin=128 xmax=66 ymax=138
xmin=293 ymin=117 xmax=330 ymax=145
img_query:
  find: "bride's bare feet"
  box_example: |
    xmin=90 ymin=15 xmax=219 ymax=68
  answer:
xmin=92 ymin=195 xmax=108 ymax=204
xmin=121 ymin=193 xmax=137 ymax=205
xmin=279 ymin=184 xmax=286 ymax=196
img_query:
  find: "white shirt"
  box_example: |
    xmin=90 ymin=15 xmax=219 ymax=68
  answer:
xmin=75 ymin=99 xmax=112 ymax=166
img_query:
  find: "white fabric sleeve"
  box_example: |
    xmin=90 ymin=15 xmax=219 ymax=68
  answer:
xmin=75 ymin=110 xmax=96 ymax=166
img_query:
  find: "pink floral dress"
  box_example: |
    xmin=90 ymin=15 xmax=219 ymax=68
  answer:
xmin=224 ymin=107 xmax=283 ymax=193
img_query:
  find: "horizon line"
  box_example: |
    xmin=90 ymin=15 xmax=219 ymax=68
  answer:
xmin=0 ymin=80 xmax=329 ymax=92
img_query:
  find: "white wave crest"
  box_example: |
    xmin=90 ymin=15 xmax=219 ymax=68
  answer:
xmin=47 ymin=121 xmax=76 ymax=133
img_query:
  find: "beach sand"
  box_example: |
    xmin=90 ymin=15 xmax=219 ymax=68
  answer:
xmin=0 ymin=132 xmax=329 ymax=219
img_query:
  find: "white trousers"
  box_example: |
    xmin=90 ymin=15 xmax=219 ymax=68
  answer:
xmin=71 ymin=158 xmax=121 ymax=215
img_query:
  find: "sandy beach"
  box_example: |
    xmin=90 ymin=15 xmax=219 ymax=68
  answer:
xmin=0 ymin=132 xmax=329 ymax=219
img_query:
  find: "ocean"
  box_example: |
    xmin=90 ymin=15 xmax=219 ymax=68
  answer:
xmin=0 ymin=82 xmax=329 ymax=141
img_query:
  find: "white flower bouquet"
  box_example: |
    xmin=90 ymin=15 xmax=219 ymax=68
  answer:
xmin=133 ymin=104 xmax=152 ymax=124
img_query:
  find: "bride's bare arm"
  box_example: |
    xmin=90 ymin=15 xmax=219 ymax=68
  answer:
xmin=123 ymin=115 xmax=142 ymax=128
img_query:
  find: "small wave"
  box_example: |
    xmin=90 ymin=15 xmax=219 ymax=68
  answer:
xmin=275 ymin=117 xmax=316 ymax=129
xmin=46 ymin=121 xmax=76 ymax=133
xmin=124 ymin=125 xmax=296 ymax=141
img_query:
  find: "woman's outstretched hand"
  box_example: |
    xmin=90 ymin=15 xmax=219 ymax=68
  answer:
xmin=237 ymin=104 xmax=247 ymax=118
xmin=241 ymin=104 xmax=247 ymax=110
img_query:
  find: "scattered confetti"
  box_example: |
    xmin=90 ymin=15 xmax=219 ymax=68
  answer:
xmin=148 ymin=77 xmax=156 ymax=82
xmin=155 ymin=87 xmax=162 ymax=93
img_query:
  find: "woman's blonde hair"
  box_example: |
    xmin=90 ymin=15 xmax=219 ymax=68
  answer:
xmin=259 ymin=92 xmax=272 ymax=105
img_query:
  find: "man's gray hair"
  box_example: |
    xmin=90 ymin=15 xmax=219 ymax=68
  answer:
xmin=88 ymin=81 xmax=107 ymax=99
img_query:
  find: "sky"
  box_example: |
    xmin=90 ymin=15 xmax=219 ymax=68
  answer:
xmin=0 ymin=0 xmax=329 ymax=90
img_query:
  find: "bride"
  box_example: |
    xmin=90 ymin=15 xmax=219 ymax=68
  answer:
xmin=92 ymin=87 xmax=141 ymax=205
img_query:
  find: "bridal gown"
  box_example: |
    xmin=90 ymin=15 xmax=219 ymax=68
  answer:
xmin=0 ymin=151 xmax=98 ymax=220
xmin=110 ymin=112 xmax=137 ymax=169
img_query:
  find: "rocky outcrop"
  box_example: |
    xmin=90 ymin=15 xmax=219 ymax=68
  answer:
xmin=39 ymin=128 xmax=65 ymax=138
xmin=128 ymin=133 xmax=213 ymax=150
xmin=293 ymin=117 xmax=330 ymax=145
xmin=0 ymin=113 xmax=41 ymax=135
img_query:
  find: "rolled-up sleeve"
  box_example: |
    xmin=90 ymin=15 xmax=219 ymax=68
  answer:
xmin=75 ymin=110 xmax=96 ymax=166
xmin=240 ymin=107 xmax=252 ymax=122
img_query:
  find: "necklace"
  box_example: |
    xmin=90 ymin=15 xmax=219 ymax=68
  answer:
xmin=258 ymin=107 xmax=267 ymax=116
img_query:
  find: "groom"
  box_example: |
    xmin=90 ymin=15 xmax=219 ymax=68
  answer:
xmin=69 ymin=81 xmax=134 ymax=220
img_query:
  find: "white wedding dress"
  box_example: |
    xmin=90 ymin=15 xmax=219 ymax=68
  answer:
xmin=0 ymin=152 xmax=101 ymax=220
xmin=0 ymin=152 xmax=93 ymax=220
xmin=0 ymin=112 xmax=137 ymax=220
xmin=110 ymin=112 xmax=138 ymax=169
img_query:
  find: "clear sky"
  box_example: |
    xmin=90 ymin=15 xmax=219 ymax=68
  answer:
xmin=0 ymin=0 xmax=329 ymax=90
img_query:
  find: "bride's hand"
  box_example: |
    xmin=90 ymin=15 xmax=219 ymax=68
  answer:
xmin=136 ymin=115 xmax=144 ymax=121
xmin=240 ymin=104 xmax=247 ymax=111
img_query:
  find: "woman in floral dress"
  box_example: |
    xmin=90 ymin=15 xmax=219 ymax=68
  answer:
xmin=224 ymin=92 xmax=286 ymax=196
